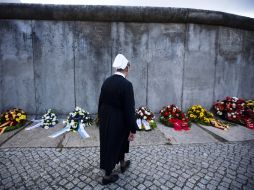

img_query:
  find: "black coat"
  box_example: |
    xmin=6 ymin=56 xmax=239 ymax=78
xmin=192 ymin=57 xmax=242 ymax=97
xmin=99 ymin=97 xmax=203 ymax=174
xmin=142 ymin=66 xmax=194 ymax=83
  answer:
xmin=98 ymin=74 xmax=137 ymax=172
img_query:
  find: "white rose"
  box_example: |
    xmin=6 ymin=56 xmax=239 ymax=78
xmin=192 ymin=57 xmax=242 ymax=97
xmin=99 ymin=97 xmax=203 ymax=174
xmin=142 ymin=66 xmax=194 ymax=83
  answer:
xmin=44 ymin=126 xmax=49 ymax=129
xmin=143 ymin=116 xmax=147 ymax=120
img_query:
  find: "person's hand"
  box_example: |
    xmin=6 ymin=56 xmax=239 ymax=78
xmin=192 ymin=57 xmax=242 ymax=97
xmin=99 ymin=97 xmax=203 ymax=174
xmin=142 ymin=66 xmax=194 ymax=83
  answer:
xmin=128 ymin=132 xmax=135 ymax=141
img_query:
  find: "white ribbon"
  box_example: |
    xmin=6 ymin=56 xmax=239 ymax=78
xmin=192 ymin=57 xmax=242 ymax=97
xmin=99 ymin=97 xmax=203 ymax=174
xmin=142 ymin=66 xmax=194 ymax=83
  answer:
xmin=142 ymin=119 xmax=151 ymax=131
xmin=136 ymin=119 xmax=142 ymax=129
xmin=78 ymin=123 xmax=90 ymax=139
xmin=25 ymin=120 xmax=43 ymax=130
xmin=48 ymin=124 xmax=71 ymax=138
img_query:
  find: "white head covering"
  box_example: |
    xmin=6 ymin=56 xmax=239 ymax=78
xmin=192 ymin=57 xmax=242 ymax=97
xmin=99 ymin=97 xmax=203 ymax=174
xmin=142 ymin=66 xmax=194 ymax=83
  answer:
xmin=112 ymin=54 xmax=129 ymax=69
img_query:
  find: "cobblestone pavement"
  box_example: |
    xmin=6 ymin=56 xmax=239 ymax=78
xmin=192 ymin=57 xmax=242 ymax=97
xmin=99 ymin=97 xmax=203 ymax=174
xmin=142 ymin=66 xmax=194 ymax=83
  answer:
xmin=1 ymin=141 xmax=254 ymax=190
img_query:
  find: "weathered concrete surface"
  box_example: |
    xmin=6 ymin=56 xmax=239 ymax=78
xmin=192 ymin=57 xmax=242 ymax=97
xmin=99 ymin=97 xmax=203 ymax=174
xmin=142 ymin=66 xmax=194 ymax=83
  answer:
xmin=62 ymin=126 xmax=100 ymax=147
xmin=0 ymin=20 xmax=35 ymax=114
xmin=182 ymin=24 xmax=217 ymax=111
xmin=1 ymin=119 xmax=254 ymax=148
xmin=214 ymin=27 xmax=243 ymax=101
xmin=1 ymin=3 xmax=254 ymax=31
xmin=32 ymin=21 xmax=75 ymax=114
xmin=157 ymin=123 xmax=219 ymax=144
xmin=74 ymin=22 xmax=111 ymax=113
xmin=112 ymin=22 xmax=149 ymax=107
xmin=148 ymin=23 xmax=185 ymax=112
xmin=1 ymin=120 xmax=64 ymax=148
xmin=1 ymin=20 xmax=254 ymax=114
xmin=0 ymin=116 xmax=34 ymax=146
xmin=238 ymin=30 xmax=254 ymax=99
xmin=199 ymin=124 xmax=254 ymax=142
xmin=62 ymin=126 xmax=168 ymax=147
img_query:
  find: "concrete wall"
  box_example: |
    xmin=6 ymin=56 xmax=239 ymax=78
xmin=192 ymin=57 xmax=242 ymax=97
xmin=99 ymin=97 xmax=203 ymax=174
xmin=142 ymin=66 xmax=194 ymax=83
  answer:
xmin=0 ymin=19 xmax=254 ymax=114
xmin=1 ymin=4 xmax=253 ymax=114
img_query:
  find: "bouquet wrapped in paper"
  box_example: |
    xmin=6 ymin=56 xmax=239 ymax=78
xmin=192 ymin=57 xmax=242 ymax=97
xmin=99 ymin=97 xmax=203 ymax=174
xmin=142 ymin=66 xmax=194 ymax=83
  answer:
xmin=49 ymin=107 xmax=93 ymax=138
xmin=188 ymin=105 xmax=229 ymax=130
xmin=160 ymin=105 xmax=190 ymax=131
xmin=214 ymin=97 xmax=254 ymax=129
xmin=0 ymin=108 xmax=27 ymax=134
xmin=135 ymin=106 xmax=157 ymax=131
xmin=25 ymin=109 xmax=58 ymax=130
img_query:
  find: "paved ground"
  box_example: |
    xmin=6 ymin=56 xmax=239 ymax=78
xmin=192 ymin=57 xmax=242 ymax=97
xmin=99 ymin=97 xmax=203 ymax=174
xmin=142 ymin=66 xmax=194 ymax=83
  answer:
xmin=1 ymin=141 xmax=254 ymax=190
xmin=1 ymin=117 xmax=254 ymax=189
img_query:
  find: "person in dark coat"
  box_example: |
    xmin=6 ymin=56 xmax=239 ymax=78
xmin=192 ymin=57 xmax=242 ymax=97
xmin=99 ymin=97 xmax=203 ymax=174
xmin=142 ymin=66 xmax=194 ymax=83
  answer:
xmin=98 ymin=54 xmax=137 ymax=185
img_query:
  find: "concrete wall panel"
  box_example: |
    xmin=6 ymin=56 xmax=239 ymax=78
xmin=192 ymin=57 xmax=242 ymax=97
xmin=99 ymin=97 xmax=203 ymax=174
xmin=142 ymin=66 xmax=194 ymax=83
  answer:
xmin=32 ymin=21 xmax=75 ymax=114
xmin=112 ymin=22 xmax=149 ymax=108
xmin=74 ymin=22 xmax=111 ymax=113
xmin=182 ymin=24 xmax=217 ymax=111
xmin=0 ymin=20 xmax=35 ymax=114
xmin=214 ymin=27 xmax=243 ymax=101
xmin=147 ymin=23 xmax=185 ymax=112
xmin=238 ymin=30 xmax=254 ymax=99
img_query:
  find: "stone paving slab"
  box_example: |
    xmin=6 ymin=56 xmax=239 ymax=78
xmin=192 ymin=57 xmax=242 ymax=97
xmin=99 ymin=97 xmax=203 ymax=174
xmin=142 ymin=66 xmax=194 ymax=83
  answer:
xmin=199 ymin=123 xmax=254 ymax=142
xmin=62 ymin=126 xmax=168 ymax=147
xmin=157 ymin=123 xmax=219 ymax=144
xmin=0 ymin=116 xmax=35 ymax=146
xmin=0 ymin=127 xmax=24 ymax=146
xmin=62 ymin=126 xmax=100 ymax=147
xmin=1 ymin=121 xmax=169 ymax=148
xmin=0 ymin=141 xmax=254 ymax=189
xmin=0 ymin=120 xmax=65 ymax=148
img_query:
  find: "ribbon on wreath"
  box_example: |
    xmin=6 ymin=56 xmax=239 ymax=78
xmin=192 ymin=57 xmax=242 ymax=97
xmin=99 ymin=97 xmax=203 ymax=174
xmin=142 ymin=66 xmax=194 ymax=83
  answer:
xmin=136 ymin=119 xmax=151 ymax=131
xmin=49 ymin=123 xmax=90 ymax=139
xmin=243 ymin=118 xmax=254 ymax=129
xmin=168 ymin=118 xmax=190 ymax=131
xmin=25 ymin=119 xmax=43 ymax=130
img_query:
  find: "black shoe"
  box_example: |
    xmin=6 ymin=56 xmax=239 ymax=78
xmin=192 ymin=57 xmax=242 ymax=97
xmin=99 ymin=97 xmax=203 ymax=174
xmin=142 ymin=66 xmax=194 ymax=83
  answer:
xmin=120 ymin=160 xmax=131 ymax=173
xmin=102 ymin=174 xmax=119 ymax=185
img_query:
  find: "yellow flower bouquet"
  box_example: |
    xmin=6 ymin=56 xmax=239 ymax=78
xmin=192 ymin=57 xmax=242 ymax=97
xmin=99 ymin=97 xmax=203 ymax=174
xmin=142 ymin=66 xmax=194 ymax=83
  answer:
xmin=0 ymin=108 xmax=27 ymax=134
xmin=187 ymin=105 xmax=229 ymax=130
xmin=187 ymin=105 xmax=213 ymax=125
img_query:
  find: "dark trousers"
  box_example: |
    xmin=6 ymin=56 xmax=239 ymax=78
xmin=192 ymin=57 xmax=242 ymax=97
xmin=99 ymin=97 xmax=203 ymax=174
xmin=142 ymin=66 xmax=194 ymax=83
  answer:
xmin=105 ymin=152 xmax=125 ymax=176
